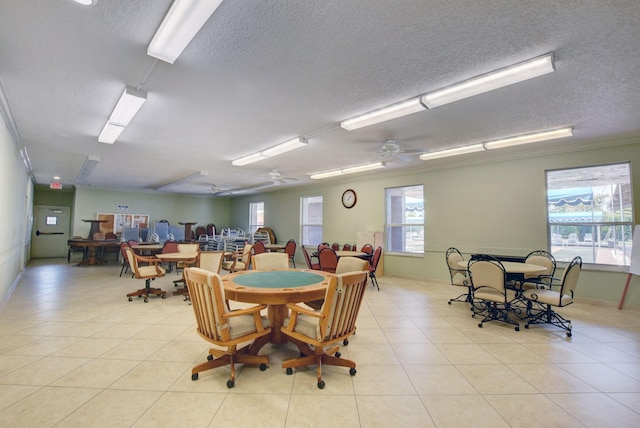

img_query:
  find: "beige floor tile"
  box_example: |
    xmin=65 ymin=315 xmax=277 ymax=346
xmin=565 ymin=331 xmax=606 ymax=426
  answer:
xmin=99 ymin=338 xmax=167 ymax=360
xmin=109 ymin=360 xmax=191 ymax=391
xmin=421 ymin=327 xmax=474 ymax=344
xmin=436 ymin=343 xmax=501 ymax=364
xmin=421 ymin=394 xmax=510 ymax=428
xmin=55 ymin=389 xmax=161 ymax=428
xmin=0 ymin=354 xmax=41 ymax=377
xmin=549 ymin=392 xmax=640 ymax=428
xmin=508 ymin=363 xmax=597 ymax=393
xmin=392 ymin=342 xmax=450 ymax=364
xmin=456 ymin=364 xmax=538 ymax=394
xmin=607 ymin=392 xmax=640 ymax=413
xmin=286 ymin=394 xmax=360 ymax=428
xmin=0 ymin=355 xmax=90 ymax=385
xmin=346 ymin=342 xmax=400 ymax=365
xmin=558 ymin=363 xmax=640 ymax=392
xmin=381 ymin=327 xmax=430 ymax=343
xmin=132 ymin=391 xmax=225 ymax=427
xmin=485 ymin=393 xmax=584 ymax=427
xmin=0 ymin=384 xmax=40 ymax=411
xmin=352 ymin=364 xmax=416 ymax=395
xmin=212 ymin=393 xmax=289 ymax=427
xmin=357 ymin=395 xmax=435 ymax=427
xmin=522 ymin=342 xmax=599 ymax=363
xmin=480 ymin=342 xmax=550 ymax=364
xmin=51 ymin=358 xmax=140 ymax=388
xmin=0 ymin=386 xmax=99 ymax=427
xmin=51 ymin=337 xmax=124 ymax=358
xmin=407 ymin=364 xmax=477 ymax=395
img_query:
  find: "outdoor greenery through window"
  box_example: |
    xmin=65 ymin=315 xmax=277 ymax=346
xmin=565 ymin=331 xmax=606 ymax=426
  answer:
xmin=546 ymin=162 xmax=633 ymax=266
xmin=249 ymin=202 xmax=264 ymax=233
xmin=301 ymin=196 xmax=323 ymax=246
xmin=385 ymin=185 xmax=424 ymax=254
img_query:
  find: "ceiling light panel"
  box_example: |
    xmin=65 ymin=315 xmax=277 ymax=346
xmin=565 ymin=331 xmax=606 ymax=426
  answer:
xmin=419 ymin=144 xmax=486 ymax=160
xmin=483 ymin=127 xmax=573 ymax=149
xmin=340 ymin=98 xmax=426 ymax=131
xmin=422 ymin=53 xmax=555 ymax=108
xmin=148 ymin=0 xmax=224 ymax=64
xmin=109 ymin=86 xmax=147 ymax=126
xmin=98 ymin=122 xmax=125 ymax=144
xmin=261 ymin=137 xmax=308 ymax=157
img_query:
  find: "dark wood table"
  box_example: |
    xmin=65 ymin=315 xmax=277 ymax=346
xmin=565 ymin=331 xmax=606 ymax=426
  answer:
xmin=67 ymin=239 xmax=119 ymax=266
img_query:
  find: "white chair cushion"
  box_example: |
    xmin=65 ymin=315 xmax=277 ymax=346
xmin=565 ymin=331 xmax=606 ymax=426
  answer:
xmin=523 ymin=288 xmax=573 ymax=306
xmin=284 ymin=313 xmax=321 ymax=341
xmin=228 ymin=314 xmax=270 ymax=339
xmin=474 ymin=286 xmax=517 ymax=303
xmin=138 ymin=265 xmax=165 ymax=277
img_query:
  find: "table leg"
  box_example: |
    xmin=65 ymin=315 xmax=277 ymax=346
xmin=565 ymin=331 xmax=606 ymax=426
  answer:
xmin=267 ymin=304 xmax=289 ymax=344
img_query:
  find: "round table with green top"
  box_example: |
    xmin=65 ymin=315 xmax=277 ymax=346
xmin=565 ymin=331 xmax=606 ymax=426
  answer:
xmin=223 ymin=269 xmax=331 ymax=344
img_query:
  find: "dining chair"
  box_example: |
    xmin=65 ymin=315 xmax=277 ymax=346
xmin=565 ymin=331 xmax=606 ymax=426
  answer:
xmin=221 ymin=242 xmax=253 ymax=272
xmin=68 ymin=236 xmax=86 ymax=263
xmin=253 ymin=240 xmax=267 ymax=255
xmin=336 ymin=256 xmax=369 ymax=274
xmin=124 ymin=247 xmax=167 ymax=302
xmin=446 ymin=247 xmax=472 ymax=305
xmin=360 ymin=244 xmax=374 ymax=254
xmin=518 ymin=250 xmax=557 ymax=289
xmin=281 ymin=271 xmax=368 ymax=389
xmin=118 ymin=242 xmax=131 ymax=277
xmin=301 ymin=246 xmax=320 ymax=270
xmin=198 ymin=251 xmax=225 ymax=274
xmin=368 ymin=246 xmax=382 ymax=290
xmin=468 ymin=254 xmax=520 ymax=331
xmin=342 ymin=243 xmax=352 ymax=251
xmin=331 ymin=243 xmax=340 ymax=251
xmin=252 ymin=252 xmax=290 ymax=270
xmin=522 ymin=256 xmax=582 ymax=337
xmin=318 ymin=247 xmax=338 ymax=273
xmin=284 ymin=239 xmax=297 ymax=268
xmin=176 ymin=243 xmax=199 ymax=275
xmin=184 ymin=267 xmax=270 ymax=388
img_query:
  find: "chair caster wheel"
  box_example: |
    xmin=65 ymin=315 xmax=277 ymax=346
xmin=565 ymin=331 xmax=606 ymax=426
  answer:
xmin=343 ymin=339 xmax=349 ymax=346
xmin=448 ymin=301 xmax=452 ymax=305
xmin=524 ymin=324 xmax=529 ymax=329
xmin=259 ymin=364 xmax=267 ymax=371
xmin=515 ymin=326 xmax=520 ymax=331
xmin=567 ymin=331 xmax=572 ymax=337
xmin=317 ymin=380 xmax=325 ymax=389
xmin=128 ymin=297 xmax=132 ymax=301
xmin=478 ymin=323 xmax=483 ymax=328
xmin=207 ymin=354 xmax=213 ymax=361
xmin=349 ymin=368 xmax=356 ymax=376
xmin=226 ymin=380 xmax=234 ymax=388
xmin=286 ymin=368 xmax=293 ymax=375
xmin=162 ymin=295 xmax=166 ymax=299
xmin=191 ymin=373 xmax=198 ymax=381
xmin=335 ymin=352 xmax=341 ymax=358
xmin=143 ymin=298 xmax=148 ymax=303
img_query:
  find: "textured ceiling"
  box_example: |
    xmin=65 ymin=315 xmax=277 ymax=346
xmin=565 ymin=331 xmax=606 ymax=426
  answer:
xmin=1 ymin=0 xmax=640 ymax=196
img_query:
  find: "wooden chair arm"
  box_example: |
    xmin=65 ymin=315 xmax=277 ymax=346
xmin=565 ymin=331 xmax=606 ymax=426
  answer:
xmin=286 ymin=303 xmax=323 ymax=319
xmin=136 ymin=254 xmax=159 ymax=264
xmin=222 ymin=304 xmax=268 ymax=318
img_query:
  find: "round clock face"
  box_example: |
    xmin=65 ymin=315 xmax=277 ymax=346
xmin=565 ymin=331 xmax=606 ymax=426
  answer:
xmin=342 ymin=189 xmax=357 ymax=208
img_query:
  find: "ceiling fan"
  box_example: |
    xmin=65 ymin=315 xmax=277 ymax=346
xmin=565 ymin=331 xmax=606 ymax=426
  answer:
xmin=375 ymin=140 xmax=424 ymax=162
xmin=266 ymin=169 xmax=298 ymax=185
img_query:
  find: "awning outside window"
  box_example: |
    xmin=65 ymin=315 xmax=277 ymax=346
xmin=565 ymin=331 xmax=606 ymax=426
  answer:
xmin=547 ymin=188 xmax=593 ymax=206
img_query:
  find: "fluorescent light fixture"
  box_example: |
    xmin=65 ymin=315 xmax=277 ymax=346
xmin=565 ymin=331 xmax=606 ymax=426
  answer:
xmin=73 ymin=0 xmax=95 ymax=5
xmin=232 ymin=152 xmax=267 ymax=166
xmin=422 ymin=53 xmax=555 ymax=108
xmin=483 ymin=127 xmax=573 ymax=149
xmin=109 ymin=86 xmax=147 ymax=126
xmin=419 ymin=144 xmax=486 ymax=161
xmin=261 ymin=137 xmax=308 ymax=157
xmin=19 ymin=147 xmax=32 ymax=172
xmin=98 ymin=86 xmax=146 ymax=144
xmin=75 ymin=155 xmax=100 ymax=185
xmin=340 ymin=98 xmax=427 ymax=131
xmin=148 ymin=0 xmax=224 ymax=64
xmin=98 ymin=122 xmax=125 ymax=144
xmin=310 ymin=162 xmax=386 ymax=180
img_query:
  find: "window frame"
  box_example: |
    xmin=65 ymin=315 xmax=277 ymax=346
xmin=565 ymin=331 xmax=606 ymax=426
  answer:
xmin=545 ymin=162 xmax=634 ymax=267
xmin=248 ymin=201 xmax=264 ymax=233
xmin=384 ymin=184 xmax=424 ymax=255
xmin=300 ymin=195 xmax=323 ymax=246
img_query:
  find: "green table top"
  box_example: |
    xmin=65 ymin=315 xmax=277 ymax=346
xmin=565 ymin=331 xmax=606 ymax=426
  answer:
xmin=232 ymin=270 xmax=325 ymax=288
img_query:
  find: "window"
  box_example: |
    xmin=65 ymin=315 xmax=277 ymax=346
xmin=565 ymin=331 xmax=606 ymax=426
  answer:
xmin=45 ymin=216 xmax=58 ymax=225
xmin=249 ymin=202 xmax=264 ymax=233
xmin=547 ymin=162 xmax=633 ymax=266
xmin=385 ymin=185 xmax=424 ymax=254
xmin=301 ymin=196 xmax=323 ymax=246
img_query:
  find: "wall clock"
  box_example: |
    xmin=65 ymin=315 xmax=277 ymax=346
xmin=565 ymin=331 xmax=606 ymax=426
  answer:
xmin=341 ymin=189 xmax=357 ymax=209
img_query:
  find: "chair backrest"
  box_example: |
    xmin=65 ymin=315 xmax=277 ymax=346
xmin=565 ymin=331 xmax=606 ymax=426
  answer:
xmin=468 ymin=255 xmax=506 ymax=293
xmin=318 ymin=247 xmax=338 ymax=273
xmin=125 ymin=247 xmax=164 ymax=280
xmin=524 ymin=250 xmax=556 ymax=281
xmin=315 ymin=271 xmax=368 ymax=341
xmin=360 ymin=244 xmax=374 ymax=254
xmin=446 ymin=247 xmax=468 ymax=285
xmin=127 ymin=240 xmax=139 ymax=247
xmin=317 ymin=243 xmax=329 ymax=252
xmin=331 ymin=243 xmax=340 ymax=250
xmin=184 ymin=267 xmax=231 ymax=342
xmin=206 ymin=223 xmax=216 ymax=236
xmin=342 ymin=244 xmax=351 ymax=251
xmin=369 ymin=247 xmax=382 ymax=273
xmin=252 ymin=252 xmax=290 ymax=270
xmin=162 ymin=240 xmax=178 ymax=253
xmin=105 ymin=232 xmax=117 ymax=240
xmin=240 ymin=243 xmax=253 ymax=264
xmin=301 ymin=246 xmax=316 ymax=269
xmin=336 ymin=256 xmax=369 ymax=274
xmin=178 ymin=243 xmax=199 ymax=253
xmin=198 ymin=251 xmax=224 ymax=274
xmin=558 ymin=256 xmax=582 ymax=304
xmin=284 ymin=239 xmax=296 ymax=258
xmin=253 ymin=240 xmax=266 ymax=254
xmin=195 ymin=226 xmax=206 ymax=239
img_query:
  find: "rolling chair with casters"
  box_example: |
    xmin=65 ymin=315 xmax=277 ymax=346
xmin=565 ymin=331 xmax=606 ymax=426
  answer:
xmin=124 ymin=247 xmax=167 ymax=302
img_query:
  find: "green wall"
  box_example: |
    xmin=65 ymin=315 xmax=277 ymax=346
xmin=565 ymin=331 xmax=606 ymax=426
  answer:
xmin=229 ymin=140 xmax=640 ymax=309
xmin=72 ymin=187 xmax=232 ymax=238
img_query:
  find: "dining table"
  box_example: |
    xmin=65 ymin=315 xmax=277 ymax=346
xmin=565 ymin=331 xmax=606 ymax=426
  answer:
xmin=155 ymin=252 xmax=199 ymax=296
xmin=335 ymin=250 xmax=373 ymax=260
xmin=222 ymin=269 xmax=331 ymax=344
xmin=264 ymin=243 xmax=286 ymax=252
xmin=67 ymin=239 xmax=119 ymax=266
xmin=457 ymin=260 xmax=547 ymax=287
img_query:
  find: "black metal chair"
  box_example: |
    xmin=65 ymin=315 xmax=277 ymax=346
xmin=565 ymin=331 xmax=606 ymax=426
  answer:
xmin=446 ymin=247 xmax=472 ymax=305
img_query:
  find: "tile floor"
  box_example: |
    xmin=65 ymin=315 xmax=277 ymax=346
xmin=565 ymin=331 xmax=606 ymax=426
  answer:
xmin=1 ymin=258 xmax=640 ymax=427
